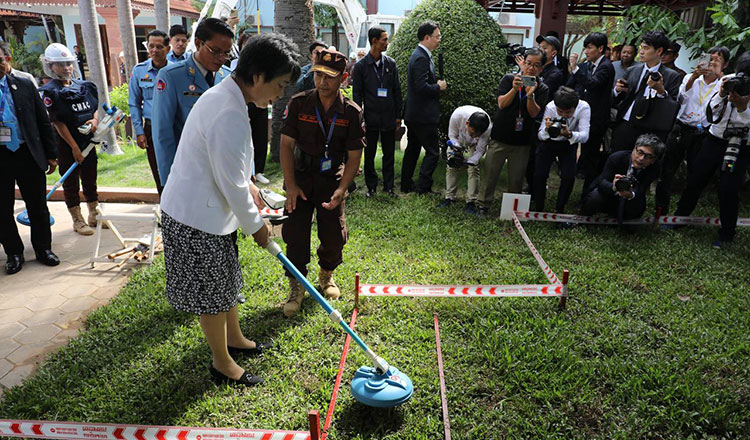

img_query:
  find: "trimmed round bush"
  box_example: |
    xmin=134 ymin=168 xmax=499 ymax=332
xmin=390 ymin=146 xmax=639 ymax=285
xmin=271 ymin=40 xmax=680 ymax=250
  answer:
xmin=389 ymin=0 xmax=508 ymax=136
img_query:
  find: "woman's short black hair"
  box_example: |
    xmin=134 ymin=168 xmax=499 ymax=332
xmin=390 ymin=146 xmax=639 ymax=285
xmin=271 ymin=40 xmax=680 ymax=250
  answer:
xmin=417 ymin=21 xmax=439 ymax=41
xmin=195 ymin=18 xmax=234 ymax=43
xmin=554 ymin=86 xmax=579 ymax=110
xmin=583 ymin=32 xmax=608 ymax=51
xmin=234 ymin=33 xmax=302 ymax=86
xmin=467 ymin=111 xmax=490 ymax=134
xmin=708 ymin=46 xmax=730 ymax=65
xmin=735 ymin=51 xmax=750 ymax=75
xmin=641 ymin=30 xmax=670 ymax=54
xmin=147 ymin=29 xmax=169 ymax=45
xmin=368 ymin=26 xmax=386 ymax=45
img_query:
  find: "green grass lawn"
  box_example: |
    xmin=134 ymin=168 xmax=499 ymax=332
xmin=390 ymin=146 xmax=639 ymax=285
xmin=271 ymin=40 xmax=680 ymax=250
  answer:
xmin=9 ymin=148 xmax=750 ymax=439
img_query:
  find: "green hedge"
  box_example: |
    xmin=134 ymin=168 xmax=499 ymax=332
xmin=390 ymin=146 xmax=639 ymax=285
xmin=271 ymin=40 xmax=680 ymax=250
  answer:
xmin=389 ymin=0 xmax=508 ymax=137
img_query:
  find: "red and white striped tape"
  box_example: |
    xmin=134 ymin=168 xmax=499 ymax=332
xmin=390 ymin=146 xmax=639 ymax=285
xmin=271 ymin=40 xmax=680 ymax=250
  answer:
xmin=0 ymin=420 xmax=311 ymax=440
xmin=359 ymin=283 xmax=563 ymax=297
xmin=260 ymin=208 xmax=284 ymax=217
xmin=511 ymin=211 xmax=560 ymax=285
xmin=515 ymin=211 xmax=750 ymax=227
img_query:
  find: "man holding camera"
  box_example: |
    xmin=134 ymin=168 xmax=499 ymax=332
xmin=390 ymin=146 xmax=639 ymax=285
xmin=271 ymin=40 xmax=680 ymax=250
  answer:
xmin=612 ymin=31 xmax=681 ymax=151
xmin=581 ymin=134 xmax=664 ymax=222
xmin=438 ymin=106 xmax=491 ymax=214
xmin=655 ymin=46 xmax=729 ymax=214
xmin=535 ymin=87 xmax=590 ymax=215
xmin=476 ymin=48 xmax=549 ymax=216
xmin=536 ymin=35 xmax=565 ymax=98
xmin=672 ymin=52 xmax=750 ymax=248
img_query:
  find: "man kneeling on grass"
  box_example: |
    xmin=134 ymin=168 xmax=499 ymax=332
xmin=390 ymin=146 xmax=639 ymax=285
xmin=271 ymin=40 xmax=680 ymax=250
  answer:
xmin=581 ymin=133 xmax=664 ymax=223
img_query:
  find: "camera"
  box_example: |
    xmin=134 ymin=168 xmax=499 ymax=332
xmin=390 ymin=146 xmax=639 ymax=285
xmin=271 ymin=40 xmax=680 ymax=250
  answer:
xmin=500 ymin=43 xmax=527 ymax=68
xmin=724 ymin=72 xmax=750 ymax=96
xmin=721 ymin=126 xmax=749 ymax=172
xmin=445 ymin=140 xmax=466 ymax=168
xmin=547 ymin=117 xmax=567 ymax=138
xmin=649 ymin=71 xmax=661 ymax=82
xmin=615 ymin=175 xmax=638 ymax=192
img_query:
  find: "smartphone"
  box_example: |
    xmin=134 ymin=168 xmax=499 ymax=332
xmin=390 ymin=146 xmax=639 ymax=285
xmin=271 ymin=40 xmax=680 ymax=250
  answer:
xmin=521 ymin=75 xmax=537 ymax=87
xmin=697 ymin=53 xmax=711 ymax=69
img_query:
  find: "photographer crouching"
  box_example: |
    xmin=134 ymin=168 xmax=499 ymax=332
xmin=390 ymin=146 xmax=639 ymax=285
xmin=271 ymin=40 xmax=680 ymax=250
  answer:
xmin=581 ymin=134 xmax=664 ymax=222
xmin=534 ymin=87 xmax=590 ymax=216
xmin=672 ymin=52 xmax=750 ymax=248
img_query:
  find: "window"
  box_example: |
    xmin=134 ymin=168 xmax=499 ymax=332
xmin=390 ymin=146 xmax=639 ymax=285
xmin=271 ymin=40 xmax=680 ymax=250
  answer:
xmin=135 ymin=26 xmax=156 ymax=63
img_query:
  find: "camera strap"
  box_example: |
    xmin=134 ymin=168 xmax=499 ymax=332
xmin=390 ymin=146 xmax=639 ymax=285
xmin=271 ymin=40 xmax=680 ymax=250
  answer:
xmin=705 ymin=92 xmax=727 ymax=125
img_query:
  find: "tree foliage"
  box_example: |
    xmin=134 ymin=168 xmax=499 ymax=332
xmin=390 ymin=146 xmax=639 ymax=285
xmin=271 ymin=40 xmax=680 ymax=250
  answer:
xmin=388 ymin=0 xmax=507 ymax=137
xmin=8 ymin=36 xmax=43 ymax=79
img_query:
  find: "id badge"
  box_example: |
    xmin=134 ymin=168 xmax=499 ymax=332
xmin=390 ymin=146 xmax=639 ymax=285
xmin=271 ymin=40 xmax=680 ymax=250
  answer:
xmin=377 ymin=88 xmax=388 ymax=98
xmin=0 ymin=126 xmax=11 ymax=143
xmin=514 ymin=116 xmax=524 ymax=132
xmin=320 ymin=157 xmax=332 ymax=172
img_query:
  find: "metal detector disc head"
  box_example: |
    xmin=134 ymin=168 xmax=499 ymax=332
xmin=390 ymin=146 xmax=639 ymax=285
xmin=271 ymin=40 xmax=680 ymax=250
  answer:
xmin=16 ymin=210 xmax=54 ymax=226
xmin=350 ymin=365 xmax=414 ymax=408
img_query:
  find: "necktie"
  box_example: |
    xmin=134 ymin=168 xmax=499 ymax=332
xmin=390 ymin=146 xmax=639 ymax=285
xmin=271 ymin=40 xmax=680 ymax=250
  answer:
xmin=0 ymin=84 xmax=19 ymax=152
xmin=636 ymin=69 xmax=650 ymax=97
xmin=205 ymin=71 xmax=214 ymax=86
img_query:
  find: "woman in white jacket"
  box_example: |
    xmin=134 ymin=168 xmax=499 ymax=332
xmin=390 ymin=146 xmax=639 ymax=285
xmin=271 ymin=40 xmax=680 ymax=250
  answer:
xmin=160 ymin=33 xmax=301 ymax=387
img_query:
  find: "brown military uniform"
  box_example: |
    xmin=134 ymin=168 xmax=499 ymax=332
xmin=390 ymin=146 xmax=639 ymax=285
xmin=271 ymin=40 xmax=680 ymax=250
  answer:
xmin=281 ymin=89 xmax=365 ymax=277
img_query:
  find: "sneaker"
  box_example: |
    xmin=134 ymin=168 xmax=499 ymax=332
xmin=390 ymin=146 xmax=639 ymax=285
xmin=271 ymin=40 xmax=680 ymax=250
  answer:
xmin=255 ymin=173 xmax=270 ymax=184
xmin=465 ymin=202 xmax=477 ymax=215
xmin=438 ymin=198 xmax=453 ymax=208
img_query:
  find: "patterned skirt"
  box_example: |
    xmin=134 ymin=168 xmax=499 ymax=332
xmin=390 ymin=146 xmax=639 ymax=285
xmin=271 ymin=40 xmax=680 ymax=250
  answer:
xmin=162 ymin=212 xmax=242 ymax=315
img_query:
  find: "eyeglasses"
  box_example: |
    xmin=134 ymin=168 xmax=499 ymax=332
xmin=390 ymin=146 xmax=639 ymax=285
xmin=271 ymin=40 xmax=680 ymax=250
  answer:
xmin=204 ymin=44 xmax=233 ymax=60
xmin=634 ymin=147 xmax=657 ymax=160
xmin=524 ymin=61 xmax=542 ymax=69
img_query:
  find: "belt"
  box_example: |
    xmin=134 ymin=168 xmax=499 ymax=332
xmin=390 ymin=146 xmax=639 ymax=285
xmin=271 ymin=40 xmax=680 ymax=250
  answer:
xmin=676 ymin=120 xmax=703 ymax=132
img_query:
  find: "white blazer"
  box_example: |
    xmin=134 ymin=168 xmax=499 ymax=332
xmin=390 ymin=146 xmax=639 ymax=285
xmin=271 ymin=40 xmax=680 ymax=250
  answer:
xmin=161 ymin=77 xmax=265 ymax=236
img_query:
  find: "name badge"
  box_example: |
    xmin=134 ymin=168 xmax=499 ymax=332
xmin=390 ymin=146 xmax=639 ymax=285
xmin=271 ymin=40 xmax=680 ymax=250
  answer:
xmin=183 ymin=91 xmax=202 ymax=97
xmin=377 ymin=88 xmax=388 ymax=98
xmin=320 ymin=157 xmax=332 ymax=172
xmin=141 ymin=78 xmax=153 ymax=82
xmin=0 ymin=126 xmax=10 ymax=143
xmin=514 ymin=116 xmax=524 ymax=132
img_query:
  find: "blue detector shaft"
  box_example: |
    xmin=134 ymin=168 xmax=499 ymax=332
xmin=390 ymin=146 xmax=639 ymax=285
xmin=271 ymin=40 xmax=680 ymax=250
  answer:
xmin=265 ymin=240 xmax=413 ymax=407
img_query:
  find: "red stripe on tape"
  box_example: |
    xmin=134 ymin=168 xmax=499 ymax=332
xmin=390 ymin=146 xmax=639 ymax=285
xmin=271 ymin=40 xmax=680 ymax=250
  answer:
xmin=32 ymin=425 xmax=42 ymax=436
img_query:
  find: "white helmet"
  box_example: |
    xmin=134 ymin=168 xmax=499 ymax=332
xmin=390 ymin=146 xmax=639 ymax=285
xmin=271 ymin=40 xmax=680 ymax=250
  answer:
xmin=42 ymin=43 xmax=81 ymax=80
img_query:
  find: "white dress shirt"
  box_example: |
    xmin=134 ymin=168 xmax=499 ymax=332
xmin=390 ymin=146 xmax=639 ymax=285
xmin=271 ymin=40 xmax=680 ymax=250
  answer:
xmin=448 ymin=105 xmax=491 ymax=165
xmin=161 ymin=77 xmax=265 ymax=236
xmin=616 ymin=62 xmax=663 ymax=121
xmin=706 ymin=73 xmax=750 ymax=140
xmin=677 ymin=74 xmax=720 ymax=127
xmin=537 ymin=99 xmax=591 ymax=144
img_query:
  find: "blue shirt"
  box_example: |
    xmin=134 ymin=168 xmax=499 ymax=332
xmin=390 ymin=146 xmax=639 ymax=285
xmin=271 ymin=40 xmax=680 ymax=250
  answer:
xmin=0 ymin=75 xmax=24 ymax=143
xmin=152 ymin=56 xmax=232 ymax=185
xmin=128 ymin=58 xmax=169 ymax=136
xmin=167 ymin=50 xmax=188 ymax=63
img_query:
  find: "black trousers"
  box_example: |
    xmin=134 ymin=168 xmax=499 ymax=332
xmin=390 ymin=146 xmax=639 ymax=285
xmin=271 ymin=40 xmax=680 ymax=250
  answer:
xmin=611 ymin=119 xmax=669 ymax=152
xmin=57 ymin=137 xmax=98 ymax=209
xmin=654 ymin=121 xmax=706 ymax=213
xmin=534 ymin=140 xmax=577 ymax=213
xmin=143 ymin=120 xmax=164 ymax=196
xmin=364 ymin=128 xmax=396 ymax=192
xmin=0 ymin=143 xmax=52 ymax=255
xmin=674 ymin=134 xmax=750 ymax=242
xmin=401 ymin=121 xmax=439 ymax=193
xmin=581 ymin=188 xmax=647 ymax=221
xmin=248 ymin=104 xmax=268 ymax=174
xmin=579 ymin=121 xmax=608 ymax=199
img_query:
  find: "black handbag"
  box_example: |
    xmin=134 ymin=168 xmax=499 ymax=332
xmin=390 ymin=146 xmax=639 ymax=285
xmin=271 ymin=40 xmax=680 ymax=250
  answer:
xmin=631 ymin=94 xmax=680 ymax=132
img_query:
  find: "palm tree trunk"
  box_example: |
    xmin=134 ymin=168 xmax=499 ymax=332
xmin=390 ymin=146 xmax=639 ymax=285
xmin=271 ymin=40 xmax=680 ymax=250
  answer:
xmin=270 ymin=0 xmax=314 ymax=162
xmin=154 ymin=0 xmax=171 ymax=34
xmin=77 ymin=0 xmax=121 ymax=154
xmin=116 ymin=0 xmax=138 ymax=78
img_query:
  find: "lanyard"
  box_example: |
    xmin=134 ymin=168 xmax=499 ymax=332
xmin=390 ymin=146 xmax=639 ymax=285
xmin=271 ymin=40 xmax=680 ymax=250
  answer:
xmin=0 ymin=80 xmax=8 ymax=120
xmin=517 ymin=87 xmax=526 ymax=117
xmin=372 ymin=60 xmax=385 ymax=87
xmin=698 ymin=78 xmax=717 ymax=106
xmin=314 ymin=106 xmax=337 ymax=158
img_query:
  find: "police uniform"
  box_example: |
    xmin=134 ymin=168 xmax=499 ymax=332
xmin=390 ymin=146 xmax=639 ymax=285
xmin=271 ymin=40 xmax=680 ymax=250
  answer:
xmin=128 ymin=58 xmax=170 ymax=194
xmin=152 ymin=55 xmax=231 ymax=185
xmin=166 ymin=50 xmax=189 ymax=63
xmin=38 ymin=79 xmax=99 ymax=209
xmin=281 ymin=51 xmax=365 ymax=283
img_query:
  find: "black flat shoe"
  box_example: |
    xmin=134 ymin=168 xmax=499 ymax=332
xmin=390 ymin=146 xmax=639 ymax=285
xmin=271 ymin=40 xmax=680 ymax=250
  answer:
xmin=5 ymin=254 xmax=24 ymax=275
xmin=208 ymin=365 xmax=263 ymax=386
xmin=35 ymin=250 xmax=60 ymax=266
xmin=227 ymin=341 xmax=273 ymax=357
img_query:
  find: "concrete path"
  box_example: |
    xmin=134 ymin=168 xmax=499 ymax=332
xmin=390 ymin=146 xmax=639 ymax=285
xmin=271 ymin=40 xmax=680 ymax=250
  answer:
xmin=0 ymin=201 xmax=159 ymax=398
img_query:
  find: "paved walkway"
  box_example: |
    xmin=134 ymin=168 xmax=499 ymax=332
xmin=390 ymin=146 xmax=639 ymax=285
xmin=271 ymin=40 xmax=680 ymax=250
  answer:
xmin=0 ymin=201 xmax=158 ymax=398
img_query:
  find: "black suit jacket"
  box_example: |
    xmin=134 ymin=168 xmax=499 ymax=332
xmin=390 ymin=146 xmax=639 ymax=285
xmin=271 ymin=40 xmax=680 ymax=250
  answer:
xmin=404 ymin=46 xmax=440 ymax=124
xmin=614 ymin=63 xmax=681 ymax=122
xmin=566 ymin=57 xmax=615 ymax=125
xmin=7 ymin=74 xmax=57 ymax=171
xmin=590 ymin=150 xmax=659 ymax=201
xmin=352 ymin=52 xmax=402 ymax=130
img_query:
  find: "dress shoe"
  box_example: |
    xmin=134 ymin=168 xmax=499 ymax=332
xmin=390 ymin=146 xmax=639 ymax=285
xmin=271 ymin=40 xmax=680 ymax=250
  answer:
xmin=227 ymin=341 xmax=273 ymax=357
xmin=366 ymin=189 xmax=376 ymax=198
xmin=465 ymin=201 xmax=477 ymax=215
xmin=209 ymin=365 xmax=263 ymax=386
xmin=384 ymin=189 xmax=397 ymax=198
xmin=475 ymin=206 xmax=489 ymax=217
xmin=5 ymin=254 xmax=24 ymax=275
xmin=438 ymin=198 xmax=453 ymax=208
xmin=35 ymin=250 xmax=60 ymax=266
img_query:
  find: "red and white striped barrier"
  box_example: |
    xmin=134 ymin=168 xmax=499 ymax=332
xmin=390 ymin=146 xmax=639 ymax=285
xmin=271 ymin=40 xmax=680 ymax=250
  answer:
xmin=511 ymin=211 xmax=560 ymax=285
xmin=0 ymin=420 xmax=314 ymax=440
xmin=359 ymin=283 xmax=563 ymax=297
xmin=514 ymin=211 xmax=750 ymax=227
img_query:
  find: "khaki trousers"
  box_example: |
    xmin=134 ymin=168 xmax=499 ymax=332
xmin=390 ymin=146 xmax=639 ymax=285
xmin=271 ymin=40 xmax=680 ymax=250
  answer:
xmin=477 ymin=139 xmax=530 ymax=208
xmin=445 ymin=143 xmax=480 ymax=202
